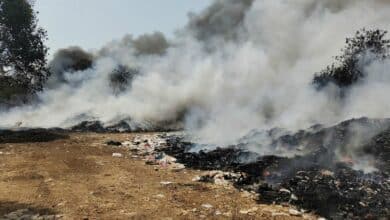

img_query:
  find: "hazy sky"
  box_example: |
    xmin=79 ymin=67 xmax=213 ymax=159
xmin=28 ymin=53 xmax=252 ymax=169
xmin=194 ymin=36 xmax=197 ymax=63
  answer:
xmin=35 ymin=0 xmax=210 ymax=55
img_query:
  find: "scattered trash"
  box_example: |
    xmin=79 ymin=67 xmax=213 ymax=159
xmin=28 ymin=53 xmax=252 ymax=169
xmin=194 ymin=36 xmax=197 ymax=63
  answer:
xmin=122 ymin=134 xmax=186 ymax=171
xmin=44 ymin=178 xmax=53 ymax=183
xmin=271 ymin=212 xmax=290 ymax=217
xmin=160 ymin=118 xmax=390 ymax=219
xmin=222 ymin=212 xmax=232 ymax=217
xmin=2 ymin=209 xmax=63 ymax=220
xmin=290 ymin=194 xmax=298 ymax=201
xmin=192 ymin=170 xmax=242 ymax=186
xmin=201 ymin=204 xmax=213 ymax=209
xmin=56 ymin=202 xmax=66 ymax=207
xmin=153 ymin=194 xmax=165 ymax=198
xmin=112 ymin=153 xmax=123 ymax=158
xmin=101 ymin=126 xmax=389 ymax=219
xmin=288 ymin=208 xmax=302 ymax=216
xmin=240 ymin=191 xmax=252 ymax=198
xmin=192 ymin=176 xmax=201 ymax=182
xmin=179 ymin=210 xmax=189 ymax=216
xmin=170 ymin=163 xmax=185 ymax=171
xmin=160 ymin=181 xmax=173 ymax=185
xmin=320 ymin=169 xmax=334 ymax=177
xmin=239 ymin=207 xmax=258 ymax=215
xmin=279 ymin=188 xmax=291 ymax=194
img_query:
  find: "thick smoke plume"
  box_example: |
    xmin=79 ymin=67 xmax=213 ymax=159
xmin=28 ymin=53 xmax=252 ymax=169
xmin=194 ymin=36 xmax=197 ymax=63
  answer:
xmin=186 ymin=0 xmax=254 ymax=41
xmin=1 ymin=0 xmax=390 ymax=152
xmin=47 ymin=46 xmax=94 ymax=87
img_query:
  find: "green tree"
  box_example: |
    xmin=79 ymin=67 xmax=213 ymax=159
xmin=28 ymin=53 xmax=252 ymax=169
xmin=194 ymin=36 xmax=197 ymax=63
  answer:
xmin=0 ymin=0 xmax=49 ymax=91
xmin=313 ymin=29 xmax=390 ymax=89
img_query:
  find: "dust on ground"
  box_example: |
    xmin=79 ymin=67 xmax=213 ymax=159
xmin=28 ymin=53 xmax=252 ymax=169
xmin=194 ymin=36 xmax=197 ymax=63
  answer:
xmin=0 ymin=132 xmax=317 ymax=219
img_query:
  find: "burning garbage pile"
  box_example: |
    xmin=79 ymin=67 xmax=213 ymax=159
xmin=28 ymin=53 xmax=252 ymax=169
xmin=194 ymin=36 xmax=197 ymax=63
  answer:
xmin=158 ymin=117 xmax=390 ymax=219
xmin=70 ymin=120 xmax=181 ymax=133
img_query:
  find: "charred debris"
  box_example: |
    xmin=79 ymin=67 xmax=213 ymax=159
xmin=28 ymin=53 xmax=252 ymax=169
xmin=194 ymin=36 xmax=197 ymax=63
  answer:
xmin=70 ymin=119 xmax=181 ymax=133
xmin=160 ymin=117 xmax=390 ymax=219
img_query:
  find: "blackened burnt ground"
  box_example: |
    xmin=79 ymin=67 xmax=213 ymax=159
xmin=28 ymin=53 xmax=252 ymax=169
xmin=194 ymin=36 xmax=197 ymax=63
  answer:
xmin=160 ymin=118 xmax=390 ymax=219
xmin=0 ymin=128 xmax=68 ymax=144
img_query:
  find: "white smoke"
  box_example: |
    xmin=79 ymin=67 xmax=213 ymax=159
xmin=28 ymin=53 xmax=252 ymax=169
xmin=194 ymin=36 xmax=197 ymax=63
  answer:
xmin=1 ymin=0 xmax=390 ymax=148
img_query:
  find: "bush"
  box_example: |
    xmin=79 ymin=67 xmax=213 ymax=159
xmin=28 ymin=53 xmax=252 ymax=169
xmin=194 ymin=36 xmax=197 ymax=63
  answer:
xmin=313 ymin=29 xmax=390 ymax=89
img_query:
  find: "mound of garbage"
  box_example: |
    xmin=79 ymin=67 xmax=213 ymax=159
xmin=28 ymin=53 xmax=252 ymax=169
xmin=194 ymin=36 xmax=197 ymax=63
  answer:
xmin=158 ymin=118 xmax=390 ymax=219
xmin=70 ymin=120 xmax=182 ymax=133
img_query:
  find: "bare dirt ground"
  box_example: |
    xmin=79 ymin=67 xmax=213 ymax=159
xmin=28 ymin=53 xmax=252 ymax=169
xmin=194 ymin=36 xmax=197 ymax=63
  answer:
xmin=0 ymin=133 xmax=317 ymax=219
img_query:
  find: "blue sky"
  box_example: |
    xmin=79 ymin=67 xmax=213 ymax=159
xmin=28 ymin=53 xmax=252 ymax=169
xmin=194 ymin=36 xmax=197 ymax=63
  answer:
xmin=35 ymin=0 xmax=210 ymax=55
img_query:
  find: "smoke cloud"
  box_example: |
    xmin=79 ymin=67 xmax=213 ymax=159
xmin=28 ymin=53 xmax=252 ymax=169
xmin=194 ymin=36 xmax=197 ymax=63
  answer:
xmin=47 ymin=46 xmax=94 ymax=87
xmin=186 ymin=0 xmax=254 ymax=41
xmin=1 ymin=0 xmax=390 ymax=150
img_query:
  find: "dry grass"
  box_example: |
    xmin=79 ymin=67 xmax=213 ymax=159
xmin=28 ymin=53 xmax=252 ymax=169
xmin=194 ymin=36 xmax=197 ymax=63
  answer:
xmin=0 ymin=133 xmax=316 ymax=219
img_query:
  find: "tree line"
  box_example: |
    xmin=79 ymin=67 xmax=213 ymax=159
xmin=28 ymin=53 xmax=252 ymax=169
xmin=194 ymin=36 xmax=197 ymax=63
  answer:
xmin=0 ymin=0 xmax=48 ymax=105
xmin=0 ymin=0 xmax=389 ymax=107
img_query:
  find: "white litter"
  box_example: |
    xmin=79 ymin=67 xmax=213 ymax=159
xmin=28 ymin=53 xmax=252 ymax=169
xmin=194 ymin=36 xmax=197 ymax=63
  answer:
xmin=192 ymin=176 xmax=201 ymax=182
xmin=279 ymin=188 xmax=291 ymax=194
xmin=239 ymin=207 xmax=258 ymax=214
xmin=288 ymin=209 xmax=302 ymax=216
xmin=154 ymin=194 xmax=165 ymax=198
xmin=112 ymin=153 xmax=123 ymax=158
xmin=291 ymin=194 xmax=298 ymax=201
xmin=160 ymin=181 xmax=173 ymax=185
xmin=201 ymin=204 xmax=213 ymax=209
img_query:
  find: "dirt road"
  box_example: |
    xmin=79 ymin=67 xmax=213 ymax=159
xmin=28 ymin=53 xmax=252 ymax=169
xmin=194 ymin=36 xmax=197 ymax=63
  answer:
xmin=0 ymin=133 xmax=315 ymax=219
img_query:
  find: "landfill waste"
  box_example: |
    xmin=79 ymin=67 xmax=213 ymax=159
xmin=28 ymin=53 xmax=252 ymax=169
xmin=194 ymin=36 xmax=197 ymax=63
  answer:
xmin=119 ymin=133 xmax=187 ymax=171
xmin=94 ymin=117 xmax=389 ymax=218
xmin=159 ymin=117 xmax=390 ymax=219
xmin=192 ymin=170 xmax=243 ymax=187
xmin=70 ymin=120 xmax=181 ymax=133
